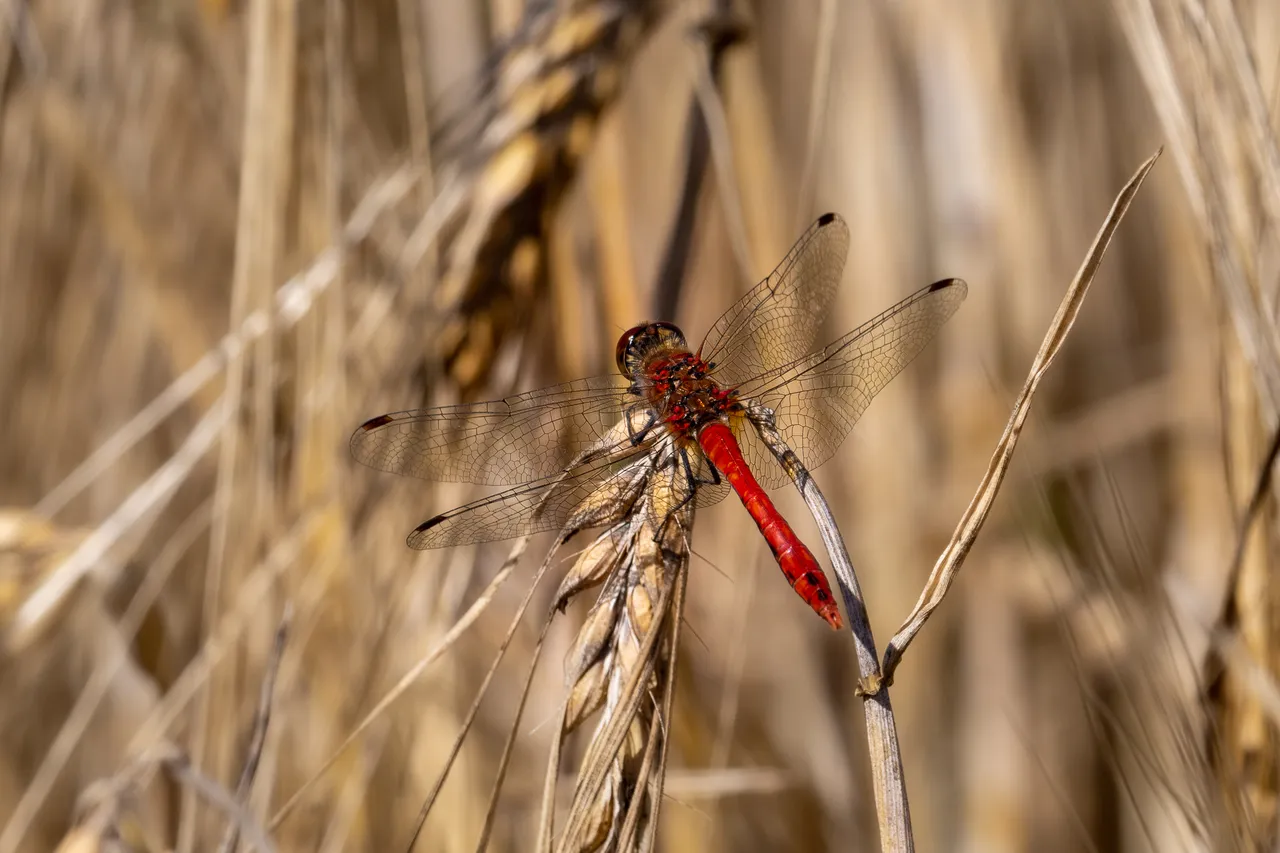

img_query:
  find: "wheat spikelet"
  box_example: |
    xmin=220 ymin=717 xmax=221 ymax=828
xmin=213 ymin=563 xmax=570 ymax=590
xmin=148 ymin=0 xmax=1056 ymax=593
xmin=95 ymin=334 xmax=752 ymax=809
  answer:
xmin=538 ymin=443 xmax=691 ymax=853
xmin=423 ymin=0 xmax=666 ymax=394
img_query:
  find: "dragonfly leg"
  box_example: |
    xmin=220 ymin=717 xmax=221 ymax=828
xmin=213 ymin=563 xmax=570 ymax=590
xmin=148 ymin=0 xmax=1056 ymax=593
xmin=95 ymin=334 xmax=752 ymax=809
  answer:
xmin=625 ymin=404 xmax=659 ymax=447
xmin=681 ymin=443 xmax=721 ymax=489
xmin=654 ymin=444 xmax=719 ymax=543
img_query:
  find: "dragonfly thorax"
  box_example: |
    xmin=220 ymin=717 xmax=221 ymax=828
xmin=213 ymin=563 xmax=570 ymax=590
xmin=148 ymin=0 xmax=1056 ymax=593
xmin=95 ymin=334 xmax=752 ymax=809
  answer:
xmin=616 ymin=323 xmax=739 ymax=435
xmin=627 ymin=343 xmax=740 ymax=439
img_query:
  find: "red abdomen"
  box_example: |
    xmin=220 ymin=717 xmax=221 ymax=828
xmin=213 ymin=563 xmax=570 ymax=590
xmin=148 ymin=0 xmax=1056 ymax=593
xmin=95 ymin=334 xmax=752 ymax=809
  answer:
xmin=697 ymin=422 xmax=842 ymax=629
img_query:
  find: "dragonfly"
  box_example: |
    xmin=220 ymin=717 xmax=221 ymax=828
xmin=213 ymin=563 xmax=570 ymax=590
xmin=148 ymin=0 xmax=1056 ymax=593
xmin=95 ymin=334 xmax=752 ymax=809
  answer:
xmin=351 ymin=213 xmax=967 ymax=629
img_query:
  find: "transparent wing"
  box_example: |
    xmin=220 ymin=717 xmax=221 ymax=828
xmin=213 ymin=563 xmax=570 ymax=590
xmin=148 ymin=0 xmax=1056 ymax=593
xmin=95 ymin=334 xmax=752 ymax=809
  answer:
xmin=692 ymin=447 xmax=731 ymax=510
xmin=410 ymin=429 xmax=732 ymax=548
xmin=350 ymin=374 xmax=637 ymax=486
xmin=732 ymin=278 xmax=968 ymax=489
xmin=697 ymin=212 xmax=851 ymax=387
xmin=408 ymin=435 xmax=655 ymax=548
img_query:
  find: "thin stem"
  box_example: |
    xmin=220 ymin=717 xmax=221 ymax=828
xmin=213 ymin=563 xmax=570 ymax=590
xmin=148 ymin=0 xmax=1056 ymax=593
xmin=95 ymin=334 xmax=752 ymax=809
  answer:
xmin=217 ymin=606 xmax=292 ymax=853
xmin=748 ymin=407 xmax=913 ymax=853
xmin=883 ymin=148 xmax=1162 ymax=680
xmin=652 ymin=8 xmax=744 ymax=320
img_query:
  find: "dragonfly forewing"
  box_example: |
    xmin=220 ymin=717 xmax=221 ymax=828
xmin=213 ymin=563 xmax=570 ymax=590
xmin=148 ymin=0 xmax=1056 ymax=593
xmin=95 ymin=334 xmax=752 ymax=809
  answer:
xmin=731 ymin=277 xmax=968 ymax=489
xmin=698 ymin=212 xmax=851 ymax=387
xmin=404 ymin=405 xmax=658 ymax=548
xmin=350 ymin=374 xmax=633 ymax=486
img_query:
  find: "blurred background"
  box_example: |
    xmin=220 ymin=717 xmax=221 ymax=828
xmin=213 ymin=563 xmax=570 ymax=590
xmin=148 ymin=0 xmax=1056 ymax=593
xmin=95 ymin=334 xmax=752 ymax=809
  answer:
xmin=0 ymin=0 xmax=1276 ymax=850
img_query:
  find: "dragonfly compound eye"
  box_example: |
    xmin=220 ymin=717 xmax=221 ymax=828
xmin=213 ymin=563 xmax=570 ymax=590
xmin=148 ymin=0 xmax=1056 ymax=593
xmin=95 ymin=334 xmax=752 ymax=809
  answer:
xmin=615 ymin=324 xmax=651 ymax=377
xmin=615 ymin=321 xmax=689 ymax=378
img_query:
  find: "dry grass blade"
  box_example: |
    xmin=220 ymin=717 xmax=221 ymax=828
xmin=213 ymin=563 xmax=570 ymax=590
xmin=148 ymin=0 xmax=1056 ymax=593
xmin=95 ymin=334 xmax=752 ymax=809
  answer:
xmin=689 ymin=42 xmax=752 ymax=284
xmin=882 ymin=148 xmax=1163 ymax=681
xmin=401 ymin=538 xmax=560 ymax=851
xmin=11 ymin=397 xmax=229 ymax=650
xmin=749 ymin=407 xmax=913 ymax=853
xmin=792 ymin=0 xmax=837 ymax=233
xmin=33 ymin=165 xmax=417 ymax=520
xmin=1219 ymin=421 xmax=1280 ymax=607
xmin=124 ymin=514 xmax=318 ymax=761
xmin=1112 ymin=0 xmax=1280 ymax=414
xmin=268 ymin=535 xmax=530 ymax=831
xmin=471 ymin=614 xmax=557 ymax=853
xmin=1213 ymin=631 xmax=1280 ymax=730
xmin=0 ymin=503 xmax=211 ymax=853
xmin=61 ymin=744 xmax=279 ymax=853
xmin=154 ymin=747 xmax=277 ymax=853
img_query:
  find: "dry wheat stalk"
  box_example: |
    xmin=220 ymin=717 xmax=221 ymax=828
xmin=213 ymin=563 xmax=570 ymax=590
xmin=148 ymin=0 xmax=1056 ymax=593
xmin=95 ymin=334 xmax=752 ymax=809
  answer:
xmin=743 ymin=150 xmax=1162 ymax=853
xmin=1112 ymin=2 xmax=1280 ymax=835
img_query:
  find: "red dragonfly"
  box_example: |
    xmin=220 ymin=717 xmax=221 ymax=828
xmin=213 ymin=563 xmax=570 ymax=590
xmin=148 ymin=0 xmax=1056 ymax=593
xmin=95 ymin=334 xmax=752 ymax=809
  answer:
xmin=351 ymin=213 xmax=966 ymax=629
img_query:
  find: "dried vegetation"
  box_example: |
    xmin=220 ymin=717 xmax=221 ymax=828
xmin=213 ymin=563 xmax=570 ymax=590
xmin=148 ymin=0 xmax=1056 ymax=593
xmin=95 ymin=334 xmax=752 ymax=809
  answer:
xmin=1 ymin=0 xmax=1279 ymax=851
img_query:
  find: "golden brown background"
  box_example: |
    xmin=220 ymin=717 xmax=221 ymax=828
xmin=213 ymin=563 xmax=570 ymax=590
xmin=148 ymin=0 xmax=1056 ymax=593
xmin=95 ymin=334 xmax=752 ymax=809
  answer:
xmin=0 ymin=0 xmax=1275 ymax=850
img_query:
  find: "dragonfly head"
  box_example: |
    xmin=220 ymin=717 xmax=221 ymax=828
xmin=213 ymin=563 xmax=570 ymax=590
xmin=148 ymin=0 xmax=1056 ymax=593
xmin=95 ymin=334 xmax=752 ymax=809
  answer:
xmin=615 ymin=321 xmax=688 ymax=379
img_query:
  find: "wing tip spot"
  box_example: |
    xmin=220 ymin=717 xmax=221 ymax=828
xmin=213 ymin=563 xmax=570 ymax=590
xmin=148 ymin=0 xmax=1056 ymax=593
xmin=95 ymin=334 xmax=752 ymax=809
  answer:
xmin=817 ymin=212 xmax=837 ymax=227
xmin=928 ymin=277 xmax=965 ymax=294
xmin=358 ymin=414 xmax=396 ymax=431
xmin=408 ymin=515 xmax=447 ymax=549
